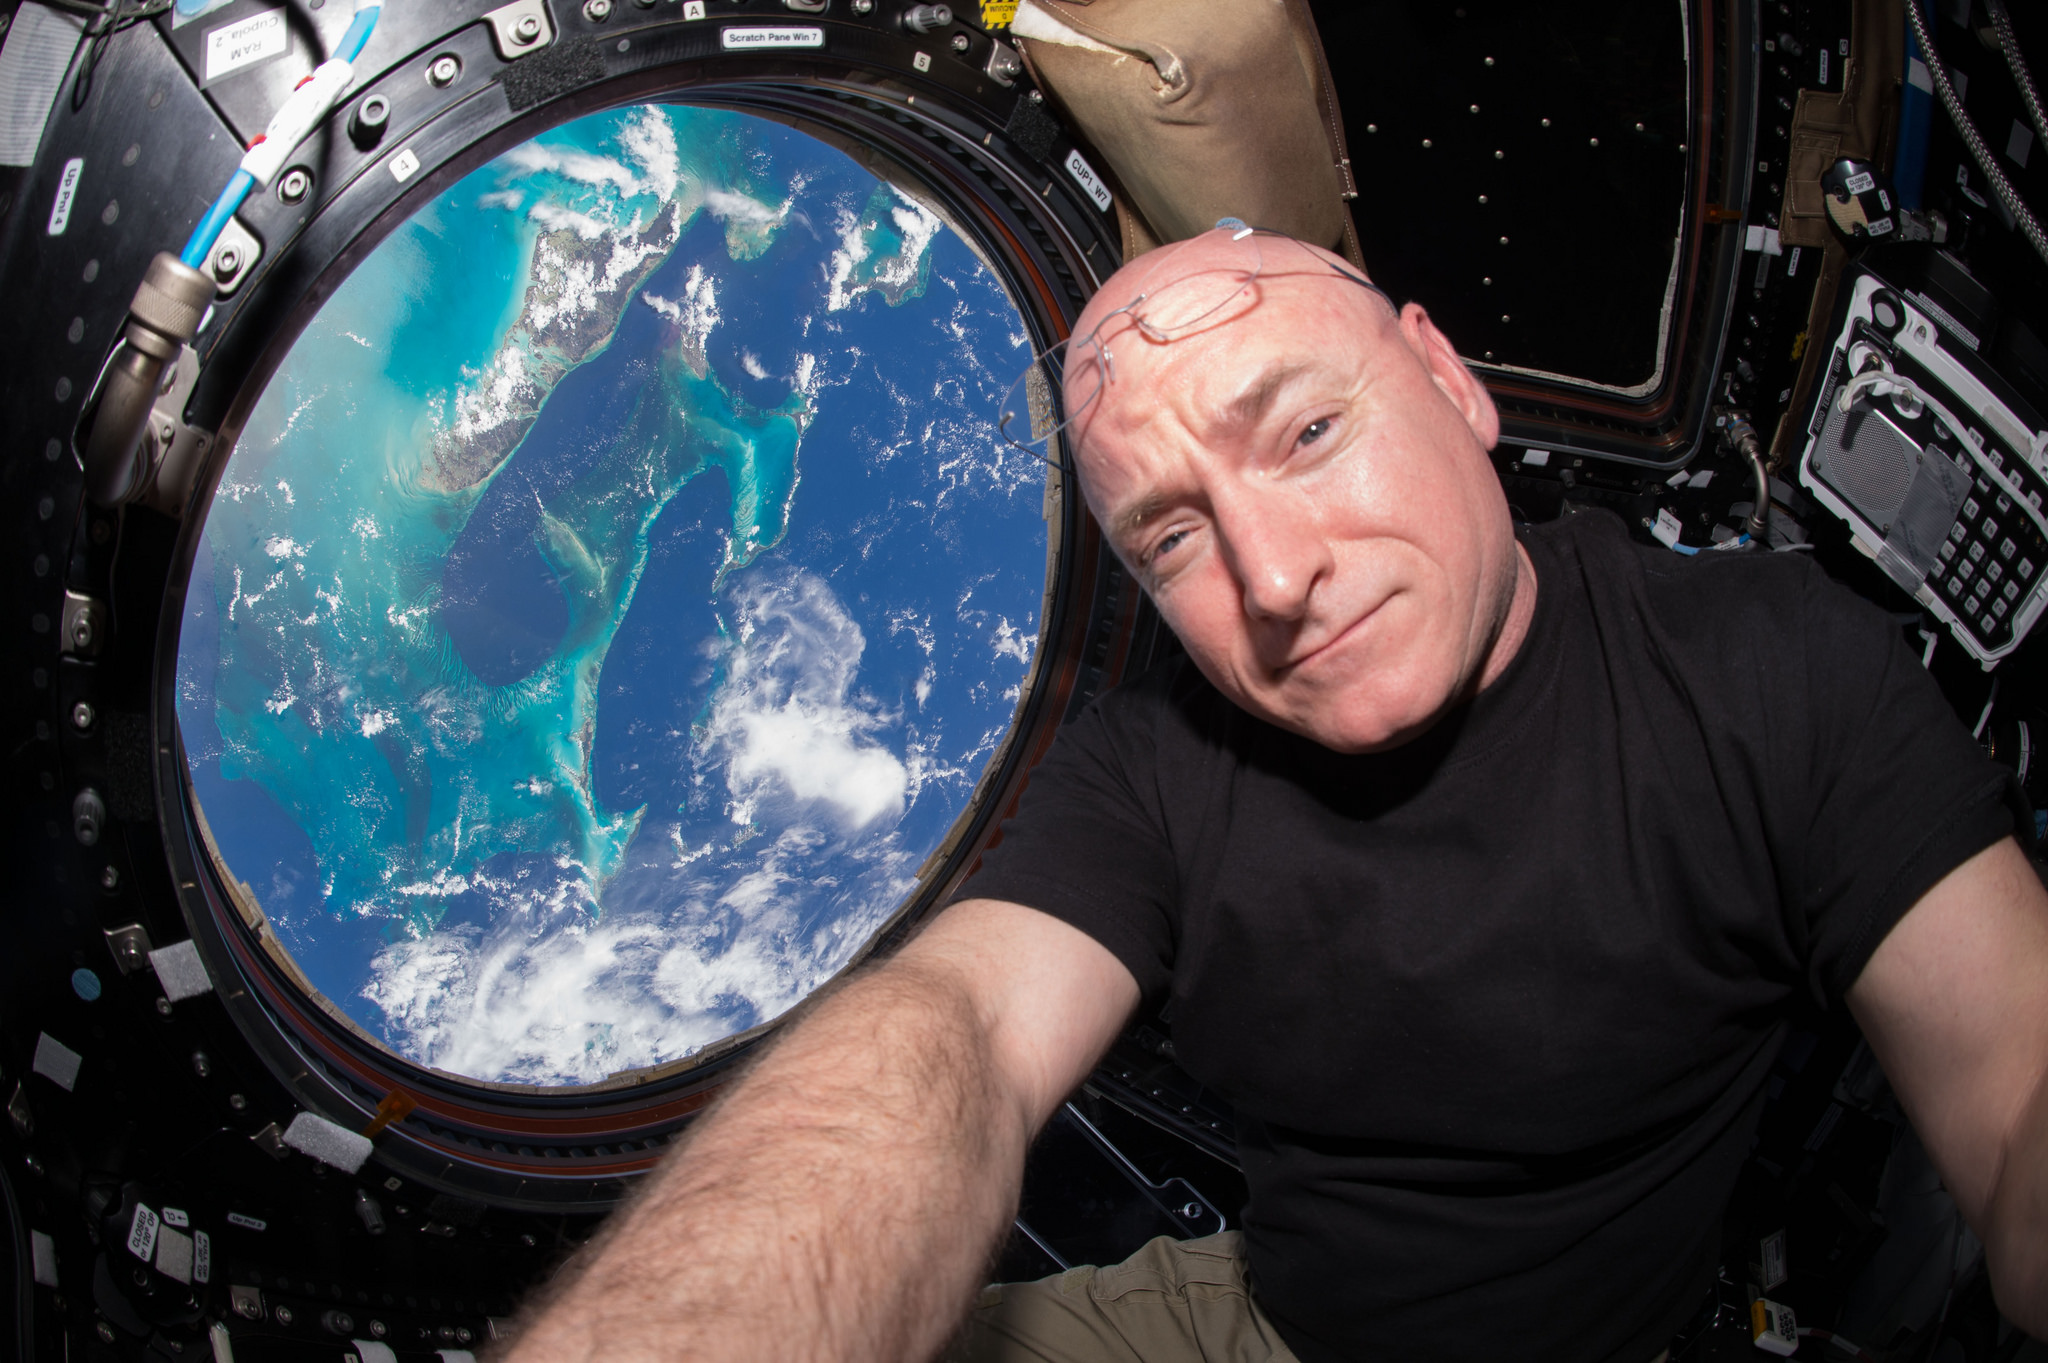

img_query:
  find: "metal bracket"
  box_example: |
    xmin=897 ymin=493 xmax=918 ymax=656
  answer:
xmin=204 ymin=216 xmax=263 ymax=297
xmin=60 ymin=590 xmax=106 ymax=657
xmin=139 ymin=346 xmax=214 ymax=518
xmin=229 ymin=1284 xmax=265 ymax=1321
xmin=250 ymin=1123 xmax=290 ymax=1160
xmin=105 ymin=924 xmax=154 ymax=974
xmin=7 ymin=1082 xmax=30 ymax=1138
xmin=985 ymin=39 xmax=1023 ymax=86
xmin=483 ymin=0 xmax=554 ymax=60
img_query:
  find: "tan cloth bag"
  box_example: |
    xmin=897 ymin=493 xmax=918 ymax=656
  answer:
xmin=1009 ymin=0 xmax=1364 ymax=264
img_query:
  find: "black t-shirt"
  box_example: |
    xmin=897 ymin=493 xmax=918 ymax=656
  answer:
xmin=959 ymin=510 xmax=2021 ymax=1363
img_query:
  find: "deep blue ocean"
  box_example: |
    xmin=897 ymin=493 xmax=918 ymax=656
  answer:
xmin=177 ymin=105 xmax=1050 ymax=1085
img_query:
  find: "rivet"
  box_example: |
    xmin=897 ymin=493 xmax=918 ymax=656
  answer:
xmin=1469 ymin=104 xmax=1480 ymax=113
xmin=1541 ymin=117 xmax=1551 ymax=127
xmin=1501 ymin=314 xmax=1511 ymax=322
xmin=1494 ymin=149 xmax=1504 ymax=159
xmin=1421 ymin=138 xmax=1433 ymax=148
xmin=1366 ymin=122 xmax=1378 ymax=133
xmin=1483 ymin=55 xmax=1494 ymax=65
xmin=1483 ymin=276 xmax=1492 ymax=285
xmin=1499 ymin=235 xmax=1509 ymax=245
xmin=1635 ymin=121 xmax=1645 ymax=132
xmin=1477 ymin=194 xmax=1488 ymax=204
xmin=1589 ymin=137 xmax=1600 ymax=147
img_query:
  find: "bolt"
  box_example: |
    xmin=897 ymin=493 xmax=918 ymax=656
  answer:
xmin=279 ymin=167 xmax=310 ymax=203
xmin=155 ymin=997 xmax=172 ymax=1016
xmin=1494 ymin=149 xmax=1504 ymax=159
xmin=520 ymin=1232 xmax=537 ymax=1246
xmin=101 ymin=865 xmax=119 ymax=890
xmin=236 ymin=1295 xmax=261 ymax=1319
xmin=1365 ymin=122 xmax=1377 ymax=133
xmin=1483 ymin=276 xmax=1492 ymax=285
xmin=1589 ymin=136 xmax=1600 ymax=147
xmin=1027 ymin=89 xmax=1043 ymax=103
xmin=514 ymin=13 xmax=542 ymax=41
xmin=428 ymin=54 xmax=460 ymax=87
xmin=192 ymin=1051 xmax=211 ymax=1077
xmin=852 ymin=0 xmax=873 ymax=10
xmin=98 ymin=1322 xmax=116 ymax=1344
xmin=1469 ymin=103 xmax=1480 ymax=113
xmin=584 ymin=0 xmax=611 ymax=17
xmin=1421 ymin=138 xmax=1433 ymax=148
xmin=214 ymin=247 xmax=241 ymax=280
xmin=1484 ymin=55 xmax=1494 ymax=65
xmin=1635 ymin=121 xmax=1645 ymax=131
xmin=1499 ymin=235 xmax=1509 ymax=245
xmin=229 ymin=1093 xmax=247 ymax=1111
xmin=69 ymin=608 xmax=96 ymax=651
xmin=903 ymin=3 xmax=951 ymax=33
xmin=24 ymin=1153 xmax=43 ymax=1175
xmin=1501 ymin=314 xmax=1511 ymax=323
xmin=951 ymin=31 xmax=970 ymax=51
xmin=456 ymin=1328 xmax=474 ymax=1345
xmin=71 ymin=701 xmax=94 ymax=730
xmin=275 ymin=1305 xmax=294 ymax=1326
xmin=369 ymin=1320 xmax=388 ymax=1338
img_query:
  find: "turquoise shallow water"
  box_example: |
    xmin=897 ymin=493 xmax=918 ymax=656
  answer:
xmin=178 ymin=105 xmax=1047 ymax=1085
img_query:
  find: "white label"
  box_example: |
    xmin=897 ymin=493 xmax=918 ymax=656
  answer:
xmin=204 ymin=8 xmax=287 ymax=83
xmin=1759 ymin=1229 xmax=1788 ymax=1289
xmin=720 ymin=25 xmax=824 ymax=49
xmin=1652 ymin=507 xmax=1684 ymax=549
xmin=193 ymin=1230 xmax=212 ymax=1284
xmin=389 ymin=148 xmax=420 ymax=183
xmin=127 ymin=1204 xmax=161 ymax=1262
xmin=912 ymin=50 xmax=931 ymax=71
xmin=1064 ymin=148 xmax=1112 ymax=213
xmin=226 ymin=1211 xmax=267 ymax=1231
xmin=1667 ymin=469 xmax=1691 ymax=487
xmin=31 ymin=1231 xmax=58 ymax=1288
xmin=1844 ymin=169 xmax=1875 ymax=195
xmin=46 ymin=157 xmax=83 ymax=235
xmin=1521 ymin=448 xmax=1551 ymax=467
xmin=1908 ymin=56 xmax=1933 ymax=94
xmin=1818 ymin=49 xmax=1829 ymax=85
xmin=1761 ymin=227 xmax=1782 ymax=255
xmin=1787 ymin=246 xmax=1802 ymax=277
xmin=1690 ymin=469 xmax=1715 ymax=489
xmin=155 ymin=1226 xmax=195 ymax=1285
xmin=682 ymin=0 xmax=705 ymax=15
xmin=31 ymin=1031 xmax=82 ymax=1091
xmin=1866 ymin=216 xmax=1894 ymax=237
xmin=1744 ymin=224 xmax=1765 ymax=252
xmin=162 ymin=1207 xmax=190 ymax=1229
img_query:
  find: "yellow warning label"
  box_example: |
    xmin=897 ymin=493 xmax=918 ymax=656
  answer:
xmin=981 ymin=0 xmax=1018 ymax=27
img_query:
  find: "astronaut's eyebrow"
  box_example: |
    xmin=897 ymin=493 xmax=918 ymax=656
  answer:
xmin=1218 ymin=361 xmax=1315 ymax=432
xmin=1113 ymin=491 xmax=1168 ymax=543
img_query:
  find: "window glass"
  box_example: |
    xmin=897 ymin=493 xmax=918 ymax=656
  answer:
xmin=176 ymin=104 xmax=1047 ymax=1087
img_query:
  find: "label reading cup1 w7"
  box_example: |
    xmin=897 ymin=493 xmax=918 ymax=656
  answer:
xmin=46 ymin=157 xmax=83 ymax=235
xmin=127 ymin=1203 xmax=161 ymax=1262
xmin=1064 ymin=149 xmax=1112 ymax=213
xmin=720 ymin=26 xmax=824 ymax=50
xmin=204 ymin=8 xmax=287 ymax=83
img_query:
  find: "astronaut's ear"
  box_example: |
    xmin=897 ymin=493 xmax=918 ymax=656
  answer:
xmin=1402 ymin=303 xmax=1500 ymax=451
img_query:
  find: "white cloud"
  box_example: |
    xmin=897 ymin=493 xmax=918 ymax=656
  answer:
xmin=477 ymin=189 xmax=523 ymax=211
xmin=704 ymin=188 xmax=785 ymax=229
xmin=528 ymin=201 xmax=608 ymax=241
xmin=503 ymin=141 xmax=643 ymax=196
xmin=702 ymin=568 xmax=908 ymax=833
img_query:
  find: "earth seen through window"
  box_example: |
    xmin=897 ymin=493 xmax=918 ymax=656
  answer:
xmin=176 ymin=103 xmax=1050 ymax=1088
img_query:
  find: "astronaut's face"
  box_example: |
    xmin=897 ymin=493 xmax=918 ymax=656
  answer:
xmin=1070 ymin=233 xmax=1533 ymax=754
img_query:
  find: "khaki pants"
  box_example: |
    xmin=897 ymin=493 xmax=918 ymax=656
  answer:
xmin=945 ymin=1232 xmax=1302 ymax=1363
xmin=947 ymin=1231 xmax=1677 ymax=1363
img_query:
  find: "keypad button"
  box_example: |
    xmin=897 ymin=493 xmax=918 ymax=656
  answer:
xmin=1983 ymin=518 xmax=2001 ymax=540
xmin=1988 ymin=561 xmax=2005 ymax=583
xmin=1997 ymin=493 xmax=2013 ymax=513
xmin=1963 ymin=497 xmax=1981 ymax=519
xmin=1968 ymin=542 xmax=1986 ymax=563
xmin=1950 ymin=521 xmax=1969 ymax=543
xmin=1983 ymin=613 xmax=1998 ymax=633
xmin=2022 ymin=559 xmax=2037 ymax=579
xmin=1941 ymin=539 xmax=1958 ymax=561
xmin=2004 ymin=580 xmax=2020 ymax=601
xmin=2002 ymin=537 xmax=2018 ymax=560
xmin=1946 ymin=577 xmax=1964 ymax=599
xmin=1994 ymin=598 xmax=2010 ymax=619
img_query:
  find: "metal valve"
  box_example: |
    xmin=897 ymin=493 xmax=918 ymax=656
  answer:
xmin=903 ymin=3 xmax=951 ymax=33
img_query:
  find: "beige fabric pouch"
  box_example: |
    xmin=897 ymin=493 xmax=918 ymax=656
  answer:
xmin=1009 ymin=0 xmax=1363 ymax=264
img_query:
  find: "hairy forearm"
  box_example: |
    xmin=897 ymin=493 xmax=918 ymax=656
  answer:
xmin=1985 ymin=1063 xmax=2048 ymax=1337
xmin=500 ymin=956 xmax=1031 ymax=1363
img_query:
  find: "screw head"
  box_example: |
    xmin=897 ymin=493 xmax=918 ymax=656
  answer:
xmin=229 ymin=1092 xmax=247 ymax=1111
xmin=97 ymin=1322 xmax=116 ymax=1344
xmin=950 ymin=31 xmax=969 ymax=51
xmin=71 ymin=701 xmax=94 ymax=729
xmin=101 ymin=865 xmax=119 ymax=890
xmin=584 ymin=0 xmax=611 ymax=17
xmin=852 ymin=0 xmax=873 ymax=10
xmin=428 ymin=54 xmax=460 ymax=86
xmin=155 ymin=997 xmax=172 ymax=1016
xmin=275 ymin=1305 xmax=294 ymax=1326
xmin=279 ymin=167 xmax=310 ymax=203
xmin=514 ymin=13 xmax=542 ymax=40
xmin=369 ymin=1320 xmax=388 ymax=1338
xmin=214 ymin=247 xmax=240 ymax=279
xmin=1421 ymin=138 xmax=1433 ymax=148
xmin=192 ymin=1051 xmax=211 ymax=1077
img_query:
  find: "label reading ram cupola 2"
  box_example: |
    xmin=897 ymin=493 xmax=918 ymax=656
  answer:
xmin=720 ymin=25 xmax=826 ymax=50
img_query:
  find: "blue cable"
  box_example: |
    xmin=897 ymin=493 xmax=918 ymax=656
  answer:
xmin=338 ymin=5 xmax=380 ymax=61
xmin=180 ymin=168 xmax=255 ymax=268
xmin=176 ymin=6 xmax=381 ymax=268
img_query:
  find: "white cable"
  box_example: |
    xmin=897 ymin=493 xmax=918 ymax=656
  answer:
xmin=1906 ymin=0 xmax=2048 ymax=267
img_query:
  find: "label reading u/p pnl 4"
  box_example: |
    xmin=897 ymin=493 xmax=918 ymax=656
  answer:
xmin=720 ymin=26 xmax=824 ymax=50
xmin=1064 ymin=149 xmax=1112 ymax=213
xmin=46 ymin=158 xmax=83 ymax=235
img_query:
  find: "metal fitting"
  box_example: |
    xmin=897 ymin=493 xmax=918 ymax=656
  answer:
xmin=81 ymin=252 xmax=214 ymax=506
xmin=903 ymin=3 xmax=951 ymax=33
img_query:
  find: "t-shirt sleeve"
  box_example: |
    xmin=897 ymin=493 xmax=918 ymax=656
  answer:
xmin=1787 ymin=560 xmax=2027 ymax=1006
xmin=950 ymin=673 xmax=1184 ymax=1005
